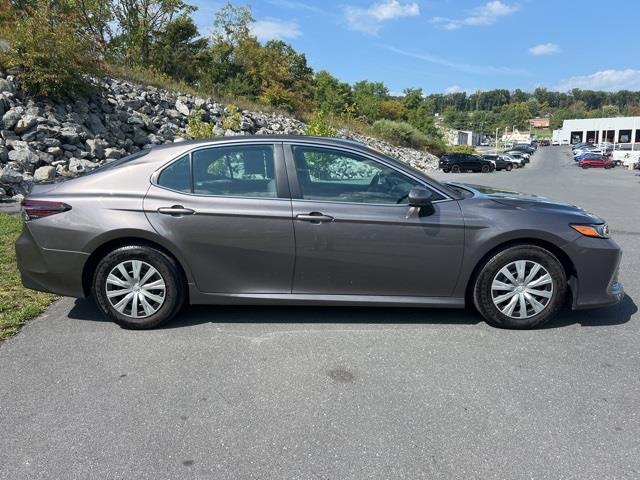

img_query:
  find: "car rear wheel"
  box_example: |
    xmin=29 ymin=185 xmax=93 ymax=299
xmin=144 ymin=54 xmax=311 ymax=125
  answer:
xmin=451 ymin=164 xmax=461 ymax=173
xmin=582 ymin=164 xmax=589 ymax=169
xmin=473 ymin=245 xmax=566 ymax=329
xmin=93 ymin=245 xmax=185 ymax=329
xmin=481 ymin=164 xmax=490 ymax=173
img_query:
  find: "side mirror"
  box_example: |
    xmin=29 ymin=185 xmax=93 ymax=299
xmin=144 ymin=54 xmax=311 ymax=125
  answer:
xmin=408 ymin=187 xmax=435 ymax=215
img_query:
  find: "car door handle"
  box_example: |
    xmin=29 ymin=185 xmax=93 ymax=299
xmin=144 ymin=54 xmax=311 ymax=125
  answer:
xmin=296 ymin=212 xmax=334 ymax=224
xmin=157 ymin=205 xmax=195 ymax=216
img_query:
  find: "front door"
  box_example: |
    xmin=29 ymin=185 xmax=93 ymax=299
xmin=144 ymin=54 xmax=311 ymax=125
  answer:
xmin=285 ymin=144 xmax=465 ymax=297
xmin=144 ymin=142 xmax=295 ymax=294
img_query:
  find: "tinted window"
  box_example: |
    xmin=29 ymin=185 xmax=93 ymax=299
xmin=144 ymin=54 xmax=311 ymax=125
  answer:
xmin=292 ymin=146 xmax=425 ymax=204
xmin=192 ymin=145 xmax=276 ymax=197
xmin=158 ymin=155 xmax=191 ymax=193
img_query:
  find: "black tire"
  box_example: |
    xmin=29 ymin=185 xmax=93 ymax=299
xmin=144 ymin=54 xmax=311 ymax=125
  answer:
xmin=481 ymin=164 xmax=490 ymax=173
xmin=451 ymin=164 xmax=461 ymax=173
xmin=442 ymin=168 xmax=451 ymax=173
xmin=473 ymin=245 xmax=566 ymax=329
xmin=92 ymin=245 xmax=185 ymax=329
xmin=505 ymin=163 xmax=513 ymax=171
xmin=582 ymin=164 xmax=589 ymax=169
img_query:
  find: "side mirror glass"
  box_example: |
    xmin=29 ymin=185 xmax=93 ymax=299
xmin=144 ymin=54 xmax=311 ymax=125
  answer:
xmin=408 ymin=186 xmax=434 ymax=208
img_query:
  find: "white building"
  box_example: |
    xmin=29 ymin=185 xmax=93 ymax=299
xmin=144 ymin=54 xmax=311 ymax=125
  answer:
xmin=552 ymin=116 xmax=640 ymax=148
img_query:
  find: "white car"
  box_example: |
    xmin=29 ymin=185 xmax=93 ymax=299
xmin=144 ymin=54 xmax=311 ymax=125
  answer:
xmin=552 ymin=140 xmax=560 ymax=146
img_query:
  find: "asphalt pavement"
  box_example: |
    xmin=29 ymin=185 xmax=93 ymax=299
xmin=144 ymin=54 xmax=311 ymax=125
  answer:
xmin=1 ymin=146 xmax=639 ymax=479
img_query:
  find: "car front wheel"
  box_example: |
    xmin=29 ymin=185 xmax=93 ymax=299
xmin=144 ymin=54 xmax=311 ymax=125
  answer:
xmin=473 ymin=245 xmax=566 ymax=329
xmin=481 ymin=164 xmax=490 ymax=173
xmin=505 ymin=164 xmax=513 ymax=171
xmin=451 ymin=164 xmax=461 ymax=173
xmin=93 ymin=245 xmax=185 ymax=329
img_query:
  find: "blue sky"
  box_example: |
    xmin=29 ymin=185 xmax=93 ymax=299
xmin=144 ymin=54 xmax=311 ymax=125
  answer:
xmin=190 ymin=0 xmax=640 ymax=94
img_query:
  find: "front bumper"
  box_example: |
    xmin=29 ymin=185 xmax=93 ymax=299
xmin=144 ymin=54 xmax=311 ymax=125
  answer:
xmin=564 ymin=236 xmax=624 ymax=309
xmin=15 ymin=224 xmax=89 ymax=298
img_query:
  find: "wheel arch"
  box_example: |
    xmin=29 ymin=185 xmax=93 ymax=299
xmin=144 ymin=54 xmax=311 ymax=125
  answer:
xmin=81 ymin=234 xmax=191 ymax=298
xmin=464 ymin=237 xmax=577 ymax=307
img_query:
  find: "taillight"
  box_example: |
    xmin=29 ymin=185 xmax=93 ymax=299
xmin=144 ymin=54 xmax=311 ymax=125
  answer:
xmin=21 ymin=199 xmax=71 ymax=220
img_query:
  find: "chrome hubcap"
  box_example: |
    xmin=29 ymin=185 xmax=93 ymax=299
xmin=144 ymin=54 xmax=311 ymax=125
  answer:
xmin=105 ymin=260 xmax=166 ymax=319
xmin=491 ymin=260 xmax=553 ymax=319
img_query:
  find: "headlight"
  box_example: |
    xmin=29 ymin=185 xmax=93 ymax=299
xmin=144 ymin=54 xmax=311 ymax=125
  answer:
xmin=570 ymin=223 xmax=610 ymax=239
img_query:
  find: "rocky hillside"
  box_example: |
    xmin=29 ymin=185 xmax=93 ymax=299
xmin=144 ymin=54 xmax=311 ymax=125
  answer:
xmin=0 ymin=73 xmax=439 ymax=200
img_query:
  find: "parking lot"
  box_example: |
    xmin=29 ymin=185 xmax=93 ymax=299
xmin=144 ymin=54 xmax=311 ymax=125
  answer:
xmin=1 ymin=146 xmax=639 ymax=479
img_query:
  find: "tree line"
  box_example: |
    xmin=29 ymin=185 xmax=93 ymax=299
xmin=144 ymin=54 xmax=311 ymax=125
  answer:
xmin=1 ymin=0 xmax=639 ymax=150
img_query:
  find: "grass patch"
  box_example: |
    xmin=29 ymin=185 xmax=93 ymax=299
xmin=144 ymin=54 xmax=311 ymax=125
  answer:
xmin=0 ymin=213 xmax=55 ymax=342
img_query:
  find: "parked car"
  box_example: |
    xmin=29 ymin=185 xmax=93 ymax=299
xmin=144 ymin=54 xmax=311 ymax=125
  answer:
xmin=439 ymin=153 xmax=495 ymax=173
xmin=482 ymin=154 xmax=514 ymax=171
xmin=538 ymin=140 xmax=550 ymax=147
xmin=551 ymin=139 xmax=560 ymax=146
xmin=501 ymin=153 xmax=525 ymax=168
xmin=504 ymin=150 xmax=530 ymax=163
xmin=512 ymin=143 xmax=536 ymax=154
xmin=579 ymin=156 xmax=615 ymax=169
xmin=16 ymin=136 xmax=623 ymax=330
xmin=575 ymin=151 xmax=604 ymax=161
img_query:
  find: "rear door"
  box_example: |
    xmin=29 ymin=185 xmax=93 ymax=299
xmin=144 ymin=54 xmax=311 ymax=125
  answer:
xmin=284 ymin=143 xmax=465 ymax=297
xmin=144 ymin=142 xmax=295 ymax=294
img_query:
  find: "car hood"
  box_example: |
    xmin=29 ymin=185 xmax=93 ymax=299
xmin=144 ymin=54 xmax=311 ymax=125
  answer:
xmin=447 ymin=182 xmax=604 ymax=222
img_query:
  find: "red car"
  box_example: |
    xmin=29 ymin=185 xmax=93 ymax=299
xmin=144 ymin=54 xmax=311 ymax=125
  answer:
xmin=579 ymin=155 xmax=615 ymax=169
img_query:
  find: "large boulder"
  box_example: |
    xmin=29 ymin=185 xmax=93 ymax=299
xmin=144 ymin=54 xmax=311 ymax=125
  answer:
xmin=7 ymin=141 xmax=39 ymax=168
xmin=86 ymin=138 xmax=108 ymax=159
xmin=33 ymin=165 xmax=56 ymax=182
xmin=2 ymin=107 xmax=23 ymax=130
xmin=0 ymin=165 xmax=23 ymax=184
xmin=175 ymin=99 xmax=190 ymax=117
xmin=14 ymin=114 xmax=38 ymax=134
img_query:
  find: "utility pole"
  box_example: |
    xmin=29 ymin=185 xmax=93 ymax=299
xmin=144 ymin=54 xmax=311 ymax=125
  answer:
xmin=495 ymin=127 xmax=499 ymax=155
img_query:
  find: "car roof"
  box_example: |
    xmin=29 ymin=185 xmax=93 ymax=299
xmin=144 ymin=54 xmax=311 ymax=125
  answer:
xmin=150 ymin=135 xmax=368 ymax=152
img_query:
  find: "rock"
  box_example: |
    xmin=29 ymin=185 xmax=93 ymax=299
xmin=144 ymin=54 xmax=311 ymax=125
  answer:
xmin=239 ymin=117 xmax=254 ymax=131
xmin=0 ymin=187 xmax=5 ymax=196
xmin=131 ymin=127 xmax=148 ymax=146
xmin=0 ymin=145 xmax=7 ymax=162
xmin=68 ymin=158 xmax=97 ymax=174
xmin=7 ymin=141 xmax=39 ymax=167
xmin=175 ymin=99 xmax=190 ymax=117
xmin=0 ymin=78 xmax=14 ymax=94
xmin=104 ymin=147 xmax=126 ymax=159
xmin=14 ymin=114 xmax=38 ymax=134
xmin=33 ymin=166 xmax=55 ymax=182
xmin=46 ymin=146 xmax=63 ymax=157
xmin=59 ymin=126 xmax=80 ymax=144
xmin=86 ymin=138 xmax=107 ymax=159
xmin=85 ymin=112 xmax=106 ymax=134
xmin=0 ymin=165 xmax=23 ymax=183
xmin=2 ymin=107 xmax=23 ymax=130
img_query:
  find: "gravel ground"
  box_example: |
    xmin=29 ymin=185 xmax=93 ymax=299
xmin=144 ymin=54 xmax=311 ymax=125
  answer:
xmin=0 ymin=146 xmax=639 ymax=480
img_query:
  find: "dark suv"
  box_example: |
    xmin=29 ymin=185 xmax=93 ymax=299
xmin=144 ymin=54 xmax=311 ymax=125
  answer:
xmin=439 ymin=153 xmax=495 ymax=173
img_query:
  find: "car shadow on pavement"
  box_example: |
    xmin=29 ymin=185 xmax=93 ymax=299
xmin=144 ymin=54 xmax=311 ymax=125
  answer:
xmin=68 ymin=294 xmax=636 ymax=330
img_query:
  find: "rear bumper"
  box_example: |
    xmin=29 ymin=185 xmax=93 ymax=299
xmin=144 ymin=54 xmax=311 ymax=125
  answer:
xmin=565 ymin=236 xmax=624 ymax=309
xmin=15 ymin=224 xmax=88 ymax=298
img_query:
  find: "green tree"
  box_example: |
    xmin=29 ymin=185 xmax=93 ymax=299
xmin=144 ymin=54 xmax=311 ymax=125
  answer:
xmin=111 ymin=0 xmax=195 ymax=65
xmin=0 ymin=0 xmax=101 ymax=96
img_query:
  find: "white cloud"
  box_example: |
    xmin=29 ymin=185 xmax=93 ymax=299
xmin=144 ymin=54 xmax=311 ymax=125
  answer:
xmin=382 ymin=45 xmax=529 ymax=76
xmin=432 ymin=1 xmax=518 ymax=30
xmin=251 ymin=18 xmax=302 ymax=41
xmin=345 ymin=0 xmax=420 ymax=34
xmin=554 ymin=69 xmax=640 ymax=92
xmin=529 ymin=43 xmax=560 ymax=56
xmin=445 ymin=85 xmax=464 ymax=94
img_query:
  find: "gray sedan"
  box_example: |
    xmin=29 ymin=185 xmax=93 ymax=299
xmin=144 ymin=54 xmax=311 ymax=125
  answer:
xmin=16 ymin=136 xmax=624 ymax=329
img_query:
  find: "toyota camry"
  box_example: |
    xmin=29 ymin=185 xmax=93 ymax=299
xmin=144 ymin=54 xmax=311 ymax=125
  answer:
xmin=16 ymin=136 xmax=624 ymax=329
